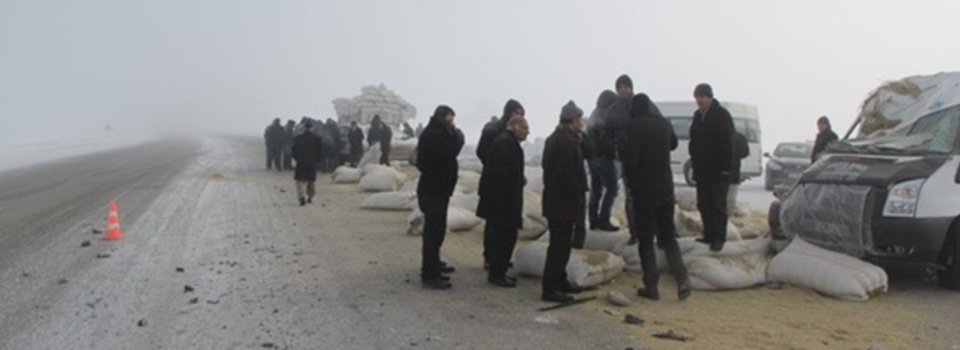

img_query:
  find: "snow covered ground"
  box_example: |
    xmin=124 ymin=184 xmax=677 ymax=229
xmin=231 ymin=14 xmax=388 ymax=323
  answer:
xmin=0 ymin=135 xmax=156 ymax=173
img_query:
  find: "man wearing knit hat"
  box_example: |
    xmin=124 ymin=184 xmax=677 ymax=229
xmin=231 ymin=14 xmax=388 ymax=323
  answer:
xmin=540 ymin=101 xmax=589 ymax=303
xmin=477 ymin=99 xmax=525 ymax=270
xmin=689 ymin=83 xmax=735 ymax=252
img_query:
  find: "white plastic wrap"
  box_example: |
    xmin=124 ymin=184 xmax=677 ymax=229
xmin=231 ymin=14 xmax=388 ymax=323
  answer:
xmin=780 ymin=183 xmax=873 ymax=257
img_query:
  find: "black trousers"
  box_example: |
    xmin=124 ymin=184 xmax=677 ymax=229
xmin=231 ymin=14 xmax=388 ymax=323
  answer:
xmin=486 ymin=221 xmax=518 ymax=279
xmin=380 ymin=146 xmax=391 ymax=165
xmin=572 ymin=219 xmax=586 ymax=250
xmin=266 ymin=145 xmax=282 ymax=170
xmin=543 ymin=219 xmax=575 ymax=294
xmin=420 ymin=195 xmax=450 ymax=280
xmin=632 ymin=191 xmax=688 ymax=289
xmin=696 ymin=181 xmax=730 ymax=245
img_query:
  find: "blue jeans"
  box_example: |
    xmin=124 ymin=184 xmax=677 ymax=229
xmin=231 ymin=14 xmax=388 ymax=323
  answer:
xmin=588 ymin=158 xmax=619 ymax=225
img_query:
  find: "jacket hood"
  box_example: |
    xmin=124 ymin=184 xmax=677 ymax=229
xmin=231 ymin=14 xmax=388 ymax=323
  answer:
xmin=596 ymin=90 xmax=617 ymax=110
xmin=501 ymin=99 xmax=525 ymax=122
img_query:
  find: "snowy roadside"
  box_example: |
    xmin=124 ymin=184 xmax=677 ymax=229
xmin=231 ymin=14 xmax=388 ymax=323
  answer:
xmin=0 ymin=135 xmax=156 ymax=173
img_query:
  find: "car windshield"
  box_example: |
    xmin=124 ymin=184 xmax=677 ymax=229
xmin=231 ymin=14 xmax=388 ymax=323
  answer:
xmin=840 ymin=104 xmax=960 ymax=155
xmin=774 ymin=143 xmax=812 ymax=158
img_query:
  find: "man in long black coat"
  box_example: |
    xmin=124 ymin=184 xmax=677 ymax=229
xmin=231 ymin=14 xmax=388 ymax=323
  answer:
xmin=264 ymin=118 xmax=285 ymax=171
xmin=541 ymin=101 xmax=588 ymax=303
xmin=292 ymin=122 xmax=323 ymax=206
xmin=348 ymin=121 xmax=365 ymax=167
xmin=416 ymin=105 xmax=465 ymax=290
xmin=688 ymin=83 xmax=735 ymax=252
xmin=812 ymin=116 xmax=839 ymax=162
xmin=622 ymin=94 xmax=691 ymax=301
xmin=476 ymin=116 xmax=529 ymax=288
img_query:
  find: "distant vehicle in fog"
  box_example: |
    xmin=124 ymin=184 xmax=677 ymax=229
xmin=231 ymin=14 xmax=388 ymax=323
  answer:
xmin=764 ymin=141 xmax=813 ymax=192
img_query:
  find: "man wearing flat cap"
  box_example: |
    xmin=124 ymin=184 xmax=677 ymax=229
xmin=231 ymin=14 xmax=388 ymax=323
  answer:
xmin=540 ymin=101 xmax=589 ymax=303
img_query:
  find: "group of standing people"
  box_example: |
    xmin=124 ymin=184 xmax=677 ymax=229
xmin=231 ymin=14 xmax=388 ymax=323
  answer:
xmin=416 ymin=74 xmax=753 ymax=304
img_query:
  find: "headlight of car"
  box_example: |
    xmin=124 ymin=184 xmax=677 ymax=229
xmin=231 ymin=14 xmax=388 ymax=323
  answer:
xmin=767 ymin=161 xmax=782 ymax=171
xmin=883 ymin=179 xmax=925 ymax=218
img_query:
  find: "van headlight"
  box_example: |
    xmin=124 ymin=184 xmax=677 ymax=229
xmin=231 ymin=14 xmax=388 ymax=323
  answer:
xmin=883 ymin=179 xmax=925 ymax=218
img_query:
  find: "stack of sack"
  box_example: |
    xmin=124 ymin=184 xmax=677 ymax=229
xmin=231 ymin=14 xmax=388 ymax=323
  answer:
xmin=767 ymin=237 xmax=888 ymax=301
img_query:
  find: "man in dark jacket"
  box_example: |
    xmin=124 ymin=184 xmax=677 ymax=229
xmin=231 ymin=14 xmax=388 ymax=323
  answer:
xmin=728 ymin=131 xmax=750 ymax=214
xmin=541 ymin=101 xmax=589 ymax=303
xmin=292 ymin=122 xmax=323 ymax=206
xmin=689 ymin=83 xmax=735 ymax=252
xmin=416 ymin=105 xmax=465 ymax=290
xmin=622 ymin=94 xmax=691 ymax=301
xmin=378 ymin=119 xmax=393 ymax=166
xmin=264 ymin=118 xmax=285 ymax=171
xmin=477 ymin=100 xmax=525 ymax=165
xmin=324 ymin=119 xmax=342 ymax=172
xmin=282 ymin=120 xmax=296 ymax=170
xmin=812 ymin=116 xmax=839 ymax=162
xmin=586 ymin=90 xmax=620 ymax=232
xmin=348 ymin=121 xmax=365 ymax=167
xmin=476 ymin=117 xmax=529 ymax=288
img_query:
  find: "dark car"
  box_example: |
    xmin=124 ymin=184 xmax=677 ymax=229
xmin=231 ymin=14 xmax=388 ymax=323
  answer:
xmin=764 ymin=142 xmax=813 ymax=192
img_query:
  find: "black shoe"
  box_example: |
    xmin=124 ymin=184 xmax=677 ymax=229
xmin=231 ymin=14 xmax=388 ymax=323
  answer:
xmin=439 ymin=261 xmax=455 ymax=274
xmin=421 ymin=278 xmax=452 ymax=290
xmin=541 ymin=291 xmax=575 ymax=303
xmin=595 ymin=222 xmax=620 ymax=232
xmin=307 ymin=197 xmax=313 ymax=204
xmin=637 ymin=288 xmax=661 ymax=301
xmin=299 ymin=197 xmax=306 ymax=206
xmin=589 ymin=219 xmax=598 ymax=230
xmin=695 ymin=237 xmax=713 ymax=245
xmin=678 ymin=281 xmax=692 ymax=301
xmin=488 ymin=276 xmax=517 ymax=288
xmin=710 ymin=242 xmax=724 ymax=252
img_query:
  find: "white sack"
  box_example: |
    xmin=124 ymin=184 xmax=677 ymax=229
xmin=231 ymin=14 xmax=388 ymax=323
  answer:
xmin=678 ymin=237 xmax=770 ymax=257
xmin=523 ymin=190 xmax=546 ymax=227
xmin=675 ymin=210 xmax=743 ymax=241
xmin=447 ymin=207 xmax=483 ymax=232
xmin=614 ymin=243 xmax=670 ymax=273
xmin=767 ymin=237 xmax=888 ymax=301
xmin=456 ymin=171 xmax=481 ymax=194
xmin=675 ymin=188 xmax=698 ymax=212
xmin=358 ymin=167 xmax=406 ymax=192
xmin=449 ymin=192 xmax=479 ymax=212
xmin=357 ymin=146 xmax=381 ymax=170
xmin=399 ymin=179 xmax=418 ymax=192
xmin=360 ymin=191 xmax=417 ymax=211
xmin=518 ymin=216 xmax=548 ymax=240
xmin=332 ymin=166 xmax=362 ymax=184
xmin=686 ymin=253 xmax=769 ymax=290
xmin=407 ymin=208 xmax=424 ymax=235
xmin=583 ymin=230 xmax=632 ymax=253
xmin=514 ymin=242 xmax=626 ymax=288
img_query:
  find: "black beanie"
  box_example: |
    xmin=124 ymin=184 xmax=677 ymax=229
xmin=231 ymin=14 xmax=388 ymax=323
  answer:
xmin=502 ymin=99 xmax=525 ymax=119
xmin=694 ymin=83 xmax=714 ymax=98
xmin=616 ymin=74 xmax=633 ymax=89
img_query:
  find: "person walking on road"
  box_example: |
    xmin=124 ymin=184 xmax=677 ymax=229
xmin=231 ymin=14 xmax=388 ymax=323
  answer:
xmin=282 ymin=120 xmax=296 ymax=170
xmin=622 ymin=93 xmax=691 ymax=301
xmin=477 ymin=116 xmax=529 ymax=288
xmin=540 ymin=101 xmax=588 ymax=303
xmin=292 ymin=122 xmax=323 ymax=206
xmin=348 ymin=121 xmax=365 ymax=167
xmin=689 ymin=83 xmax=734 ymax=252
xmin=416 ymin=105 xmax=465 ymax=290
xmin=812 ymin=115 xmax=839 ymax=163
xmin=586 ymin=90 xmax=620 ymax=232
xmin=728 ymin=131 xmax=750 ymax=214
xmin=264 ymin=118 xmax=285 ymax=171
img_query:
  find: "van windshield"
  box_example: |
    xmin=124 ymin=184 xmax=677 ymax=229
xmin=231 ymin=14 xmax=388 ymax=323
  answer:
xmin=839 ymin=104 xmax=960 ymax=155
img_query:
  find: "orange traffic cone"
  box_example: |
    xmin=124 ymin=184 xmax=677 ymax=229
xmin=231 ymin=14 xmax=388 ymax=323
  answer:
xmin=104 ymin=200 xmax=123 ymax=240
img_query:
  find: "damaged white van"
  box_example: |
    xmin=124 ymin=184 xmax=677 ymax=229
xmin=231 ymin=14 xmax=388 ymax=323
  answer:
xmin=770 ymin=72 xmax=960 ymax=290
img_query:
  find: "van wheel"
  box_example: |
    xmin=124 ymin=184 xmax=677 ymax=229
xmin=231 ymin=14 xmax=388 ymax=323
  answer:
xmin=684 ymin=162 xmax=696 ymax=187
xmin=938 ymin=223 xmax=960 ymax=290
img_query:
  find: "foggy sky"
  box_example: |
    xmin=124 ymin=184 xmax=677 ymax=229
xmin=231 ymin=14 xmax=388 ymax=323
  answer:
xmin=3 ymin=0 xmax=960 ymax=149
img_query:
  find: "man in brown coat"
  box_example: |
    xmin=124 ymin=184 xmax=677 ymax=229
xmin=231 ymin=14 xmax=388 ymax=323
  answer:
xmin=540 ymin=101 xmax=589 ymax=303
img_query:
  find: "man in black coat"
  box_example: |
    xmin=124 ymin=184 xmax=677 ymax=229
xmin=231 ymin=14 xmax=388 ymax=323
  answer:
xmin=416 ymin=105 xmax=465 ymax=290
xmin=264 ymin=118 xmax=285 ymax=171
xmin=282 ymin=120 xmax=296 ymax=170
xmin=378 ymin=120 xmax=393 ymax=166
xmin=292 ymin=122 xmax=323 ymax=206
xmin=476 ymin=116 xmax=529 ymax=288
xmin=688 ymin=83 xmax=735 ymax=252
xmin=348 ymin=121 xmax=365 ymax=167
xmin=812 ymin=115 xmax=839 ymax=162
xmin=477 ymin=100 xmax=525 ymax=165
xmin=541 ymin=101 xmax=589 ymax=303
xmin=622 ymin=94 xmax=691 ymax=301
